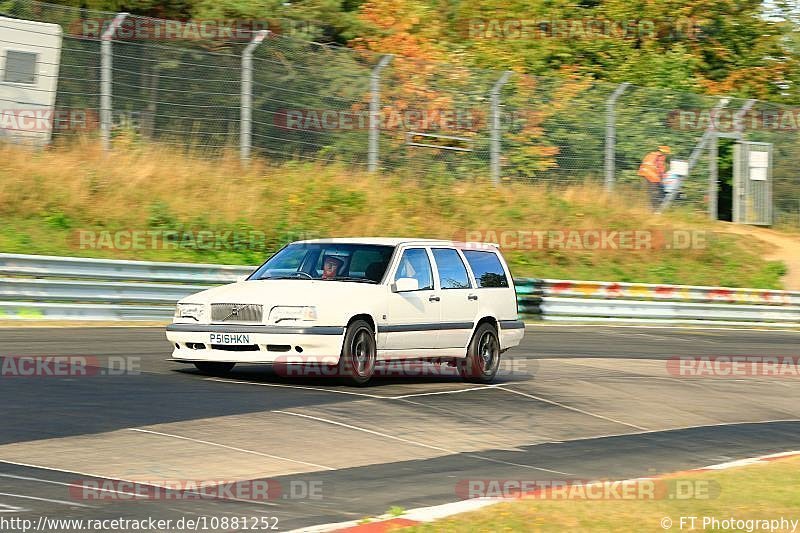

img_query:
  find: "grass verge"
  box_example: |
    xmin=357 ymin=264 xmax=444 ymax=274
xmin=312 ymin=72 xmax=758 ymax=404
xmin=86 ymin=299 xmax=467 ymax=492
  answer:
xmin=0 ymin=140 xmax=788 ymax=288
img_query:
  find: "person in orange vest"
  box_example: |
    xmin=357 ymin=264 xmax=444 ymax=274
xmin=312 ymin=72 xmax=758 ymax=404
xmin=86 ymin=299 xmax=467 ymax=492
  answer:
xmin=638 ymin=145 xmax=670 ymax=209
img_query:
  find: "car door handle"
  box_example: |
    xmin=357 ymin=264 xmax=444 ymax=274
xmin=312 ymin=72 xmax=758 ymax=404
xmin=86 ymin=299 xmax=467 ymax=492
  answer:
xmin=429 ymin=295 xmax=440 ymax=302
xmin=467 ymin=294 xmax=478 ymax=301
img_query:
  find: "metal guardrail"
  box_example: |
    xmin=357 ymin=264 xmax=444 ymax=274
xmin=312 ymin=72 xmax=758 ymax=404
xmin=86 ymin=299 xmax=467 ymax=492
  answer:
xmin=0 ymin=253 xmax=798 ymax=327
xmin=0 ymin=253 xmax=253 ymax=321
xmin=515 ymin=279 xmax=800 ymax=327
xmin=0 ymin=253 xmax=252 ymax=283
xmin=515 ymin=278 xmax=800 ymax=306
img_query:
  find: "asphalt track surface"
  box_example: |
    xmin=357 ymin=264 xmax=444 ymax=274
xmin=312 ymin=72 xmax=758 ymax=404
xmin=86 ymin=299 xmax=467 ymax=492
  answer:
xmin=1 ymin=325 xmax=799 ymax=531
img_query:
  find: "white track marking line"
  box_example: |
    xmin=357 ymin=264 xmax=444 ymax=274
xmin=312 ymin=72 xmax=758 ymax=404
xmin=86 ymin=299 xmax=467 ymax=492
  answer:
xmin=462 ymin=454 xmax=571 ymax=476
xmin=206 ymin=378 xmax=392 ymax=399
xmin=390 ymin=384 xmax=502 ymax=399
xmin=552 ymin=358 xmax=800 ymax=387
xmin=495 ymin=386 xmax=649 ymax=431
xmin=0 ymin=460 xmax=277 ymax=507
xmin=208 ymin=377 xmax=504 ymax=401
xmin=271 ymin=410 xmax=455 ymax=453
xmin=519 ymin=418 xmax=800 ymax=448
xmin=128 ymin=428 xmax=334 ymax=471
xmin=272 ymin=410 xmax=572 ymax=476
xmin=0 ymin=474 xmax=147 ymax=498
xmin=549 ymin=358 xmax=709 ymax=389
xmin=0 ymin=503 xmax=27 ymax=513
xmin=0 ymin=492 xmax=91 ymax=508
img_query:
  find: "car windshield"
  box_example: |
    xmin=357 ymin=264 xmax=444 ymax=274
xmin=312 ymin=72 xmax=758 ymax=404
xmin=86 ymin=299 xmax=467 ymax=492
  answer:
xmin=249 ymin=243 xmax=395 ymax=283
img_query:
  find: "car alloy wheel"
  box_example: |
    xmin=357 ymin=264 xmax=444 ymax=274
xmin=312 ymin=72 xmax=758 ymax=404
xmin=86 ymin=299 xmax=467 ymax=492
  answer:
xmin=339 ymin=320 xmax=376 ymax=386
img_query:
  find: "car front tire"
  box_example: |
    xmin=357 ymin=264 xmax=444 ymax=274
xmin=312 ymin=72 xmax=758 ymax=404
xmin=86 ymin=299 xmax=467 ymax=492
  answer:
xmin=338 ymin=320 xmax=377 ymax=386
xmin=459 ymin=322 xmax=501 ymax=383
xmin=194 ymin=361 xmax=236 ymax=376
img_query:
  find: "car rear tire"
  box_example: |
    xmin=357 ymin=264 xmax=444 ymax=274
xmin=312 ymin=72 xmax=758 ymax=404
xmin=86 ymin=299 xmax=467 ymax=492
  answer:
xmin=458 ymin=322 xmax=501 ymax=383
xmin=194 ymin=361 xmax=236 ymax=376
xmin=338 ymin=320 xmax=376 ymax=386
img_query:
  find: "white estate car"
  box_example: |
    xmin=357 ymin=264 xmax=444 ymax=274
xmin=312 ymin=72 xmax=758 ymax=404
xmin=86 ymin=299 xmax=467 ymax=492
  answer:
xmin=166 ymin=238 xmax=524 ymax=385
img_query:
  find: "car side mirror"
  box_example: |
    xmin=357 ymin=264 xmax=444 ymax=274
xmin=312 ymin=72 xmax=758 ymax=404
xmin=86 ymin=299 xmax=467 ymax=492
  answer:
xmin=391 ymin=277 xmax=420 ymax=293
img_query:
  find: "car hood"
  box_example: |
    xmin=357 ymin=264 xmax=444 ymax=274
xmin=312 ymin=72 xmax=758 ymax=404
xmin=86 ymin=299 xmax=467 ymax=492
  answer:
xmin=180 ymin=279 xmax=380 ymax=307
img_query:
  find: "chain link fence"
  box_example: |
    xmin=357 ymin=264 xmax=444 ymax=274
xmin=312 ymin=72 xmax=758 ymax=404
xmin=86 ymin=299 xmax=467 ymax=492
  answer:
xmin=1 ymin=0 xmax=799 ymax=226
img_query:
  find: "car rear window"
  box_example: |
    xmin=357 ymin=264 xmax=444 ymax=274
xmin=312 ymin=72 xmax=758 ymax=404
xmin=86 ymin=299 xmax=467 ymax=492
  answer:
xmin=462 ymin=250 xmax=509 ymax=288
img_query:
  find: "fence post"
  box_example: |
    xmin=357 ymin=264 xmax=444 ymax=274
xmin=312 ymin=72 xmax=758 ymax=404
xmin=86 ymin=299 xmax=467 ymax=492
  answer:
xmin=604 ymin=82 xmax=629 ymax=192
xmin=658 ymin=97 xmax=729 ymax=213
xmin=708 ymin=132 xmax=718 ymax=220
xmin=368 ymin=55 xmax=393 ymax=173
xmin=100 ymin=12 xmax=128 ymax=153
xmin=241 ymin=30 xmax=269 ymax=164
xmin=490 ymin=71 xmax=513 ymax=185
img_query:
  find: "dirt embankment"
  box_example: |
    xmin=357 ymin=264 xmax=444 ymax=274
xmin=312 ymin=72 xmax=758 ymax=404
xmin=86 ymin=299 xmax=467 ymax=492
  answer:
xmin=720 ymin=223 xmax=800 ymax=290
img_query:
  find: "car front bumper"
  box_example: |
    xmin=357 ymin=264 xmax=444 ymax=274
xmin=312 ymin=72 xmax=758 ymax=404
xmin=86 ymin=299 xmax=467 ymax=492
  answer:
xmin=166 ymin=323 xmax=346 ymax=364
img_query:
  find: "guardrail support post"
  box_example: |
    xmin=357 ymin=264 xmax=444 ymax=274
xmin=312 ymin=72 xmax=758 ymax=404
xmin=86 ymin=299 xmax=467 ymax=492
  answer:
xmin=368 ymin=55 xmax=393 ymax=173
xmin=241 ymin=30 xmax=269 ymax=164
xmin=100 ymin=12 xmax=128 ymax=154
xmin=490 ymin=71 xmax=513 ymax=186
xmin=604 ymin=82 xmax=629 ymax=192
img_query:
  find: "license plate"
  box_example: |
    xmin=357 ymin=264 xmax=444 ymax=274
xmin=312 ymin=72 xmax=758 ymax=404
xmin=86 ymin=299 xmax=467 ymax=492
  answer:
xmin=210 ymin=333 xmax=251 ymax=345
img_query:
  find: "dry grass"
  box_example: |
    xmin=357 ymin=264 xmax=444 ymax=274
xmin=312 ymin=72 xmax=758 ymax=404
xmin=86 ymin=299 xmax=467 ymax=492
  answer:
xmin=1 ymin=138 xmax=652 ymax=230
xmin=0 ymin=140 xmax=788 ymax=287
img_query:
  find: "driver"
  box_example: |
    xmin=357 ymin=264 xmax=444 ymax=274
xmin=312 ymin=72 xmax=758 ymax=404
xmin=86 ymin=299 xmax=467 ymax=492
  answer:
xmin=321 ymin=256 xmax=344 ymax=280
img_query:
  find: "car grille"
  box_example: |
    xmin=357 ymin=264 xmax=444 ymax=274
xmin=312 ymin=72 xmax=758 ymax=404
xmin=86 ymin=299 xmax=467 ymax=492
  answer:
xmin=210 ymin=303 xmax=263 ymax=323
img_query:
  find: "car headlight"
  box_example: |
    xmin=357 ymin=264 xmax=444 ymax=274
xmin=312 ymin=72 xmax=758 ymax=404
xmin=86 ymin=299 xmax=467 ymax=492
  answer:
xmin=174 ymin=303 xmax=206 ymax=322
xmin=269 ymin=306 xmax=317 ymax=323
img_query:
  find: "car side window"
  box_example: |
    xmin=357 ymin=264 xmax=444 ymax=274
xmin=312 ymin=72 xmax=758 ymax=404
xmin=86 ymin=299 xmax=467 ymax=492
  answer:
xmin=431 ymin=248 xmax=471 ymax=289
xmin=462 ymin=250 xmax=510 ymax=288
xmin=394 ymin=248 xmax=433 ymax=290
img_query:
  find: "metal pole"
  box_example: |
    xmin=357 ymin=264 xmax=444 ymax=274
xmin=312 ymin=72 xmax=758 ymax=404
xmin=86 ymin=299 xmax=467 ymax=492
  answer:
xmin=490 ymin=71 xmax=513 ymax=185
xmin=100 ymin=12 xmax=128 ymax=153
xmin=368 ymin=55 xmax=393 ymax=173
xmin=604 ymin=82 xmax=629 ymax=192
xmin=241 ymin=30 xmax=269 ymax=164
xmin=660 ymin=97 xmax=755 ymax=214
xmin=658 ymin=97 xmax=729 ymax=213
xmin=733 ymin=99 xmax=757 ymax=138
xmin=708 ymin=132 xmax=718 ymax=220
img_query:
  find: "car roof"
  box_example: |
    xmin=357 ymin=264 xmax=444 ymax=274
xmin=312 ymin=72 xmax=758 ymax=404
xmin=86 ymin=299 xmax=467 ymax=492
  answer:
xmin=294 ymin=237 xmax=499 ymax=248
